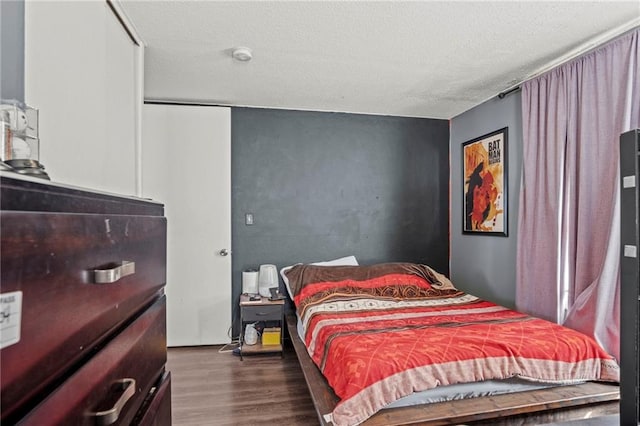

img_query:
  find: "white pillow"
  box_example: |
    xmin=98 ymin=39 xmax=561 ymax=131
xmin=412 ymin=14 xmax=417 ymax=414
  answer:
xmin=280 ymin=255 xmax=359 ymax=300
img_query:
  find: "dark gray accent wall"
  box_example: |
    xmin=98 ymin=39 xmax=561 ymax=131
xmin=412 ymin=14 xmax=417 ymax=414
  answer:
xmin=1 ymin=0 xmax=25 ymax=101
xmin=231 ymin=107 xmax=449 ymax=335
xmin=450 ymin=93 xmax=523 ymax=308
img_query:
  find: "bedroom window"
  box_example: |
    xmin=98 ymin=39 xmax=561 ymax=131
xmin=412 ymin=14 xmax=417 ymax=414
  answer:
xmin=557 ymin=151 xmax=570 ymax=324
xmin=516 ymin=28 xmax=639 ymax=361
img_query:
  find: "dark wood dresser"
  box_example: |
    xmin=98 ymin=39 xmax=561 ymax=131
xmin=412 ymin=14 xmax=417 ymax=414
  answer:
xmin=0 ymin=173 xmax=171 ymax=425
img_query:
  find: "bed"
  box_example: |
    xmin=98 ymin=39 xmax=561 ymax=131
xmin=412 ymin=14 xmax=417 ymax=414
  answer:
xmin=283 ymin=262 xmax=620 ymax=426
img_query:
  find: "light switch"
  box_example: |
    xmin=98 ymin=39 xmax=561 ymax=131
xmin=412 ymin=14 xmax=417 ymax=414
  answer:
xmin=624 ymin=245 xmax=637 ymax=258
xmin=245 ymin=213 xmax=254 ymax=226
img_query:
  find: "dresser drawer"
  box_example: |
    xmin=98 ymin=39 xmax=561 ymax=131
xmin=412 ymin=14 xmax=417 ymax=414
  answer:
xmin=242 ymin=304 xmax=282 ymax=322
xmin=1 ymin=212 xmax=167 ymax=422
xmin=135 ymin=371 xmax=172 ymax=426
xmin=17 ymin=296 xmax=167 ymax=426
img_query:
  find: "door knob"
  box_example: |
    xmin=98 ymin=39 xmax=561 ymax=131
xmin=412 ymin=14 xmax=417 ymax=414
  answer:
xmin=219 ymin=249 xmax=230 ymax=256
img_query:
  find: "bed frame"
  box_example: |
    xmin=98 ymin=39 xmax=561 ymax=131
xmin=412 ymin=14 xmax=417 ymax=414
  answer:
xmin=286 ymin=313 xmax=620 ymax=425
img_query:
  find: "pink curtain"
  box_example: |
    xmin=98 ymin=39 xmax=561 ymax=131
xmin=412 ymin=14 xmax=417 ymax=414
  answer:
xmin=517 ymin=29 xmax=640 ymax=361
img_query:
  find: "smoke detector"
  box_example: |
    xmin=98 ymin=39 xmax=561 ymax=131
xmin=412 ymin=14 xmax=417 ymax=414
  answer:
xmin=232 ymin=47 xmax=253 ymax=62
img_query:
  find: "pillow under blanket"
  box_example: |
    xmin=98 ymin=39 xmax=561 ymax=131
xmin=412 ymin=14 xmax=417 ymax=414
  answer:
xmin=284 ymin=262 xmax=456 ymax=300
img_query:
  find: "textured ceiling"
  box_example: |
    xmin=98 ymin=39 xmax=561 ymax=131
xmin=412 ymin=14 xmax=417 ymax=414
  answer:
xmin=119 ymin=1 xmax=640 ymax=119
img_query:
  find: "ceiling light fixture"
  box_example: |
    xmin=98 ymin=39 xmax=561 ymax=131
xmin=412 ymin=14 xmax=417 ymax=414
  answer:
xmin=232 ymin=47 xmax=253 ymax=62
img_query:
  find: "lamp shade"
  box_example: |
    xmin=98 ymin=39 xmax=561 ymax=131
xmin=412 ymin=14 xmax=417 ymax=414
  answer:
xmin=258 ymin=264 xmax=278 ymax=297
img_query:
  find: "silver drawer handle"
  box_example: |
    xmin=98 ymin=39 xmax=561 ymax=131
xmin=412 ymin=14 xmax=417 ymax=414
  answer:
xmin=92 ymin=261 xmax=136 ymax=284
xmin=92 ymin=378 xmax=136 ymax=425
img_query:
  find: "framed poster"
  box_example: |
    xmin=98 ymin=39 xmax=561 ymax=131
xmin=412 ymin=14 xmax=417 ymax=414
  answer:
xmin=462 ymin=127 xmax=508 ymax=236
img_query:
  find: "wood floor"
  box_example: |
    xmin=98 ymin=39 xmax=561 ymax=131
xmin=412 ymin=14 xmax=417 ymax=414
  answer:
xmin=166 ymin=344 xmax=317 ymax=425
xmin=167 ymin=344 xmax=621 ymax=426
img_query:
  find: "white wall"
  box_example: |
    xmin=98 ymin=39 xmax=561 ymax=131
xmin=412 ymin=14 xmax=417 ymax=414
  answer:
xmin=450 ymin=93 xmax=523 ymax=308
xmin=24 ymin=1 xmax=140 ymax=195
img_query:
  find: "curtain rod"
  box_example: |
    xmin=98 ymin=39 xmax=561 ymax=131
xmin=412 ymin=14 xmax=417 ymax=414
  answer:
xmin=498 ymin=19 xmax=640 ymax=99
xmin=498 ymin=86 xmax=521 ymax=99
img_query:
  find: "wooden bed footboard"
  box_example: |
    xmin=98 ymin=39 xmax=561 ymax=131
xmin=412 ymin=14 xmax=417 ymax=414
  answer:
xmin=285 ymin=313 xmax=620 ymax=425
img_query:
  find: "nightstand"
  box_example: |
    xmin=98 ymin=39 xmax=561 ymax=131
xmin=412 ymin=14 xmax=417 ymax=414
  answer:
xmin=239 ymin=295 xmax=285 ymax=360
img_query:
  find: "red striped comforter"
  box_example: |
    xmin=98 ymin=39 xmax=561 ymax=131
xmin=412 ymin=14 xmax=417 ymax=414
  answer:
xmin=285 ymin=263 xmax=619 ymax=426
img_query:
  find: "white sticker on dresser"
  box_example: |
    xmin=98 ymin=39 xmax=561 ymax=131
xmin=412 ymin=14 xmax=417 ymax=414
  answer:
xmin=0 ymin=291 xmax=22 ymax=349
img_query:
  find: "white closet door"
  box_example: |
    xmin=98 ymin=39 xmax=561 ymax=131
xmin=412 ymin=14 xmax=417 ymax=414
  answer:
xmin=25 ymin=1 xmax=138 ymax=195
xmin=142 ymin=104 xmax=231 ymax=346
